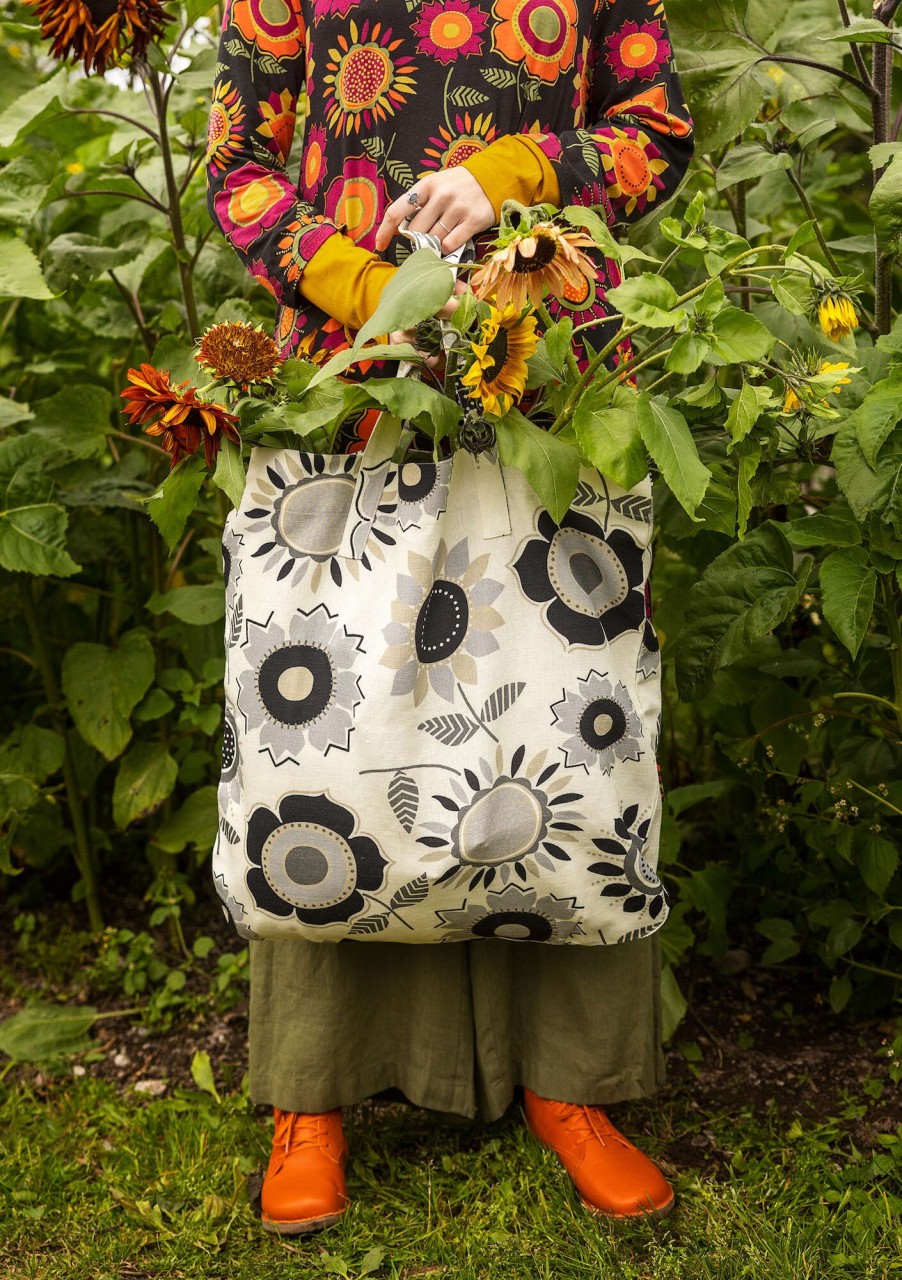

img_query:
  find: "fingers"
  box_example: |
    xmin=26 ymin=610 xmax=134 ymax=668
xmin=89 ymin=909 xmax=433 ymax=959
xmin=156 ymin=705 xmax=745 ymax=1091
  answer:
xmin=376 ymin=180 xmax=431 ymax=252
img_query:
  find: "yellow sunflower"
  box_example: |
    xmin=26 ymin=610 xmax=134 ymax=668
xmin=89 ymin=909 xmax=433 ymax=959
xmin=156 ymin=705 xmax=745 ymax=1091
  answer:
xmin=471 ymin=221 xmax=596 ymax=309
xmin=782 ymin=356 xmax=852 ymax=414
xmin=460 ymin=303 xmax=538 ymax=417
xmin=817 ymin=289 xmax=859 ymax=342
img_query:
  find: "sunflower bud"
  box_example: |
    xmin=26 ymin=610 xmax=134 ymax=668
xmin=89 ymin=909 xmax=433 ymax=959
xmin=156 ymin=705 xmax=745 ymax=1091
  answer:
xmin=414 ymin=317 xmax=444 ymax=355
xmin=459 ymin=414 xmax=496 ymax=455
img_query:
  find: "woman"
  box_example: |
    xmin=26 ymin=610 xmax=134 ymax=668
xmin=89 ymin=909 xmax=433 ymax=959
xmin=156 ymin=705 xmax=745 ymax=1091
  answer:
xmin=205 ymin=0 xmax=694 ymax=1236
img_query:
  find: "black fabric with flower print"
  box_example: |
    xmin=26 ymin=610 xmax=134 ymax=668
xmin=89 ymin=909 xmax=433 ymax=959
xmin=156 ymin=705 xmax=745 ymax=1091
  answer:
xmin=205 ymin=0 xmax=694 ymax=371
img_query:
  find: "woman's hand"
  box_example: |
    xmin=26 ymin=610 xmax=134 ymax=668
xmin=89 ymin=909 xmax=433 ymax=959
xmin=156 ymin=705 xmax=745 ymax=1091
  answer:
xmin=375 ymin=169 xmax=496 ymax=257
xmin=387 ymin=279 xmax=467 ymax=372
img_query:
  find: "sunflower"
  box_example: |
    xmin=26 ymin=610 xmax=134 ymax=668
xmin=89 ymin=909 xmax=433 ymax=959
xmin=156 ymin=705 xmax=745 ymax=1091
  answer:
xmin=121 ymin=363 xmax=239 ymax=468
xmin=460 ymin=304 xmax=538 ymax=417
xmin=195 ymin=321 xmax=282 ymax=392
xmin=782 ymin=355 xmax=852 ymax=414
xmin=470 ymin=221 xmax=597 ymax=309
xmin=26 ymin=0 xmax=170 ymax=75
xmin=816 ymin=287 xmax=859 ymax=342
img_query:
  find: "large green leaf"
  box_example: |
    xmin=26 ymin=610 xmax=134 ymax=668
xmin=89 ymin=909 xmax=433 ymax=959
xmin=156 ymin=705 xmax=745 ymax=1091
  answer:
xmin=146 ymin=584 xmax=225 ymax=626
xmin=147 ymin=456 xmax=206 ymax=551
xmin=0 ymin=65 xmax=67 ymax=148
xmin=870 ymin=157 xmax=902 ymax=249
xmin=357 ymin=376 xmax=461 ymax=440
xmin=724 ymin=382 xmax=772 ymax=449
xmin=0 ymin=502 xmax=80 ymax=577
xmin=675 ymin=521 xmax=813 ymax=700
xmin=785 ymin=506 xmax=861 ymax=548
xmin=708 ymin=307 xmax=775 ymax=365
xmin=636 ymin=393 xmax=711 ymax=521
xmin=211 ymin=437 xmax=246 ymax=511
xmin=153 ymin=786 xmax=218 ymax=854
xmin=113 ymin=742 xmax=178 ymax=830
xmin=605 ymin=274 xmax=683 ymax=328
xmin=819 ymin=546 xmax=875 ymax=659
xmin=0 ymin=1000 xmax=97 ymax=1064
xmin=62 ymin=631 xmax=156 ymax=761
xmin=353 ymin=248 xmax=455 ymax=350
xmin=0 ymin=231 xmax=56 ymax=301
xmin=31 ymin=384 xmax=113 ymax=460
xmin=495 ymin=408 xmax=580 ymax=524
xmin=833 ymin=421 xmax=902 ymax=532
xmin=572 ymin=396 xmax=649 ymax=492
xmin=846 ymin=369 xmax=902 ymax=468
xmin=305 ymin=341 xmax=419 ymax=390
xmin=715 ymin=143 xmax=793 ymax=190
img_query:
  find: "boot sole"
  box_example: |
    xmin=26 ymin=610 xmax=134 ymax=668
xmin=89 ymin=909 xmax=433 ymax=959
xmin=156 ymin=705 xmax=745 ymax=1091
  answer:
xmin=261 ymin=1209 xmax=346 ymax=1236
xmin=579 ymin=1190 xmax=676 ymax=1222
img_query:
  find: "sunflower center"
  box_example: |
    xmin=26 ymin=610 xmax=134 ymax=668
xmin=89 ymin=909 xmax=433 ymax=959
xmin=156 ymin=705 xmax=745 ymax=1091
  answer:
xmin=483 ymin=327 xmax=510 ymax=376
xmin=514 ymin=232 xmax=558 ymax=273
xmin=456 ymin=781 xmax=547 ymax=865
xmin=86 ymin=0 xmax=120 ymax=24
xmin=415 ymin=579 xmax=468 ymax=663
xmin=472 ymin=911 xmax=553 ymax=942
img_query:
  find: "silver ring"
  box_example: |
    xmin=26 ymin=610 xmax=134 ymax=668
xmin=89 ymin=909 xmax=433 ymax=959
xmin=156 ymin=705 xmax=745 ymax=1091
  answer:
xmin=437 ymin=218 xmax=451 ymax=231
xmin=406 ymin=189 xmax=421 ymax=207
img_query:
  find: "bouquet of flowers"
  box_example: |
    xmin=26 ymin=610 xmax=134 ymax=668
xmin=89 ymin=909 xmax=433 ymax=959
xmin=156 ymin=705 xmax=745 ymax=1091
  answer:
xmin=123 ymin=194 xmax=861 ymax=548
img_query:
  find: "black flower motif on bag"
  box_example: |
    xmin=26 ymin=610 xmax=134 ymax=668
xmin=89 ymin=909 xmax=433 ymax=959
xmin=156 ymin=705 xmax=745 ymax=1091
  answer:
xmin=237 ymin=605 xmax=365 ymax=765
xmin=416 ymin=744 xmax=585 ymax=892
xmin=550 ymin=668 xmax=644 ymax=775
xmin=387 ymin=459 xmax=451 ymax=531
xmin=435 ymin=882 xmax=585 ymax=943
xmin=245 ymin=792 xmax=389 ymax=927
xmin=587 ymin=802 xmax=668 ymax=922
xmin=511 ymin=508 xmax=646 ymax=647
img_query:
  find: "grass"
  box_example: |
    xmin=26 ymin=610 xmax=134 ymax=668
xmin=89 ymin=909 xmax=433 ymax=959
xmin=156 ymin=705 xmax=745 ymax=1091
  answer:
xmin=1 ymin=1072 xmax=900 ymax=1280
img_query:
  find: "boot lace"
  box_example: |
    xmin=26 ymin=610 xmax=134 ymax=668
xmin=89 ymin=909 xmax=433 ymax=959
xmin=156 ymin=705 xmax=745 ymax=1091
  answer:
xmin=273 ymin=1109 xmax=332 ymax=1156
xmin=545 ymin=1099 xmax=634 ymax=1151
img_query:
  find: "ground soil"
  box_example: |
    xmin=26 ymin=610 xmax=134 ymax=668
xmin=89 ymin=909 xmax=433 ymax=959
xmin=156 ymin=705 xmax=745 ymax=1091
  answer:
xmin=1 ymin=891 xmax=899 ymax=1179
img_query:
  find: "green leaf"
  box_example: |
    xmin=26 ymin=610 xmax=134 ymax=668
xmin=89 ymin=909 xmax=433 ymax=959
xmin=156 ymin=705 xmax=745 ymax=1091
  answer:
xmin=113 ymin=742 xmax=178 ymax=830
xmin=665 ymin=332 xmax=712 ymax=375
xmin=819 ymin=546 xmax=875 ymax=659
xmin=821 ymin=15 xmax=898 ymax=43
xmin=870 ymin=158 xmax=902 ymax=248
xmin=0 ymin=65 xmax=66 ymax=148
xmin=495 ymin=408 xmax=580 ymax=524
xmin=190 ymin=1050 xmax=221 ymax=1102
xmin=211 ymin=437 xmax=245 ymax=511
xmin=153 ymin=787 xmax=217 ymax=854
xmin=848 ymin=370 xmax=902 ymax=468
xmin=636 ymin=393 xmax=711 ymax=520
xmin=306 ymin=341 xmax=418 ymax=390
xmin=0 ymin=231 xmax=56 ymax=301
xmin=146 ymin=585 xmax=225 ymax=626
xmin=359 ymin=377 xmax=461 ymax=440
xmin=785 ymin=507 xmax=861 ymax=548
xmin=354 ymin=248 xmax=455 ymax=350
xmin=859 ymin=835 xmax=898 ymax=896
xmin=829 ymin=975 xmax=852 ymax=1014
xmin=0 ymin=1000 xmax=98 ymax=1064
xmin=708 ymin=307 xmax=775 ymax=365
xmin=725 ymin=382 xmax=771 ymax=449
xmin=31 ymin=384 xmax=114 ymax=460
xmin=660 ymin=963 xmax=688 ymax=1043
xmin=715 ymin=143 xmax=792 ymax=190
xmin=734 ymin=435 xmax=761 ymax=540
xmin=0 ymin=502 xmax=80 ymax=576
xmin=572 ymin=397 xmax=649 ymax=492
xmin=147 ymin=457 xmax=205 ymax=552
xmin=606 ymin=274 xmax=683 ymax=328
xmin=560 ymin=204 xmax=622 ymax=259
xmin=62 ymin=631 xmax=156 ymax=761
xmin=674 ymin=521 xmax=813 ymax=700
xmin=0 ymin=725 xmax=64 ymax=784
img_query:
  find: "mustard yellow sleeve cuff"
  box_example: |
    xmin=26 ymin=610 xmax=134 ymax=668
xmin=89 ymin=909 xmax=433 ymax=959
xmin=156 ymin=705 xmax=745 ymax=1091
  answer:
xmin=298 ymin=232 xmax=398 ymax=333
xmin=459 ymin=134 xmax=562 ymax=221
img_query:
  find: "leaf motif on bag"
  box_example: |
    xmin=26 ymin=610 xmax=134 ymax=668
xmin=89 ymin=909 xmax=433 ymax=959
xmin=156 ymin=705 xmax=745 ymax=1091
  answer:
xmin=229 ymin=593 xmax=243 ymax=647
xmin=417 ymin=714 xmax=479 ymax=746
xmin=573 ymin=480 xmax=600 ymax=507
xmin=482 ymin=67 xmax=517 ymax=88
xmin=449 ymin=85 xmax=489 ymax=108
xmin=610 ymin=493 xmax=652 ymax=523
xmin=480 ymin=682 xmax=525 ymax=723
xmin=348 ymin=914 xmax=390 ymax=936
xmin=386 ymin=158 xmax=415 ymax=187
xmin=580 ymin=139 xmax=600 ymax=176
xmin=219 ymin=817 xmax=239 ymax=845
xmin=387 ymin=771 xmax=418 ymax=833
xmin=390 ymin=873 xmax=429 ymax=911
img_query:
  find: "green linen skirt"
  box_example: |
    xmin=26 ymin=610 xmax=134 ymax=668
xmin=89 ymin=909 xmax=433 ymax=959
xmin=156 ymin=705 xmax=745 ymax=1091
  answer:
xmin=248 ymin=933 xmax=666 ymax=1123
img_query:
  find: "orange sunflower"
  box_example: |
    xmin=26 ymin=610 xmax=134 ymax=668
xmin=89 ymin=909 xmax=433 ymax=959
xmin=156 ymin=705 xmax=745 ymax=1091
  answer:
xmin=322 ymin=17 xmax=418 ymax=137
xmin=491 ymin=0 xmax=578 ymax=85
xmin=256 ymin=88 xmax=296 ymax=164
xmin=121 ymin=364 xmax=239 ymax=469
xmin=598 ymin=125 xmax=669 ymax=218
xmin=471 ymin=221 xmax=597 ymax=310
xmin=420 ymin=111 xmax=498 ymax=174
xmin=206 ymin=78 xmax=246 ymax=174
xmin=195 ymin=321 xmax=282 ymax=393
xmin=25 ymin=0 xmax=169 ymax=75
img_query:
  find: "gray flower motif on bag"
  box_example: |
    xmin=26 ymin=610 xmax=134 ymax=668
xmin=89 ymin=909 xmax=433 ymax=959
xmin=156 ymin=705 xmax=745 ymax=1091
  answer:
xmin=550 ymin=669 xmax=644 ymax=775
xmin=218 ymin=705 xmax=242 ymax=807
xmin=242 ymin=452 xmax=397 ymax=590
xmin=237 ymin=604 xmax=365 ymax=764
xmin=387 ymin=458 xmax=451 ymax=531
xmin=380 ymin=536 xmax=505 ymax=706
xmin=222 ymin=521 xmax=244 ymax=616
xmin=636 ymin=617 xmax=661 ymax=679
xmin=435 ymin=882 xmax=585 ymax=943
xmin=588 ymin=802 xmax=669 ymax=926
xmin=416 ymin=743 xmax=585 ymax=892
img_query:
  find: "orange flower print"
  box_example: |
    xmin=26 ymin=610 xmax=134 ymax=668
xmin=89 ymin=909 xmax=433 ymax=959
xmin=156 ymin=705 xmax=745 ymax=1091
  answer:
xmin=599 ymin=125 xmax=670 ymax=217
xmin=605 ymin=82 xmax=693 ymax=138
xmin=491 ymin=0 xmax=578 ymax=85
xmin=215 ymin=163 xmax=295 ymax=250
xmin=206 ymin=78 xmax=246 ymax=174
xmin=256 ymin=88 xmax=296 ymax=163
xmin=229 ymin=0 xmax=306 ymax=61
xmin=301 ymin=122 xmax=329 ymax=198
xmin=323 ymin=17 xmax=417 ymax=136
xmin=419 ymin=111 xmax=498 ymax=175
xmin=323 ymin=154 xmax=385 ymax=247
xmin=604 ymin=18 xmax=670 ymax=84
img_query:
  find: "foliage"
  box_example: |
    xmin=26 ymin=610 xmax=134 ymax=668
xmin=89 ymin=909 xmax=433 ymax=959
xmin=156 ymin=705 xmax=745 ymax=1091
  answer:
xmin=0 ymin=0 xmax=901 ymax=1029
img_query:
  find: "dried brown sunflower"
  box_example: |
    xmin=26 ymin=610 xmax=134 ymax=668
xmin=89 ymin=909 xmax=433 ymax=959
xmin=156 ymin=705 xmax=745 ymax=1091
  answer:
xmin=25 ymin=0 xmax=170 ymax=76
xmin=470 ymin=221 xmax=597 ymax=310
xmin=195 ymin=321 xmax=282 ymax=392
xmin=121 ymin=363 xmax=239 ymax=469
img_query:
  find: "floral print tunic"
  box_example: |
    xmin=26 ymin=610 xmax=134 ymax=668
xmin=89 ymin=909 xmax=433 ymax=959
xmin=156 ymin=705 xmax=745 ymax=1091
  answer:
xmin=205 ymin=0 xmax=694 ymax=398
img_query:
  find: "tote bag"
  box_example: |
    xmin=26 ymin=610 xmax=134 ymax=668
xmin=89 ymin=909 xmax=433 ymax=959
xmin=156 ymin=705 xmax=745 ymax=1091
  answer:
xmin=211 ymin=395 xmax=668 ymax=947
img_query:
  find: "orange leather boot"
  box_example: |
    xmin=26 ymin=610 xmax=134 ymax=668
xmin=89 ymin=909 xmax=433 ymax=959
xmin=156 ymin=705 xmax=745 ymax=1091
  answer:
xmin=260 ymin=1107 xmax=350 ymax=1235
xmin=522 ymin=1088 xmax=675 ymax=1220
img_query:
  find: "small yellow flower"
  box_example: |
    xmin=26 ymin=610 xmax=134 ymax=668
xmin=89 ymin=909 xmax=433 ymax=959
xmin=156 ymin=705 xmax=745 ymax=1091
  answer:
xmin=782 ymin=357 xmax=852 ymax=414
xmin=460 ymin=303 xmax=538 ymax=417
xmin=65 ymin=161 xmax=84 ymax=174
xmin=817 ymin=292 xmax=858 ymax=342
xmin=819 ymin=359 xmax=852 ymax=394
xmin=783 ymin=385 xmax=802 ymax=414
